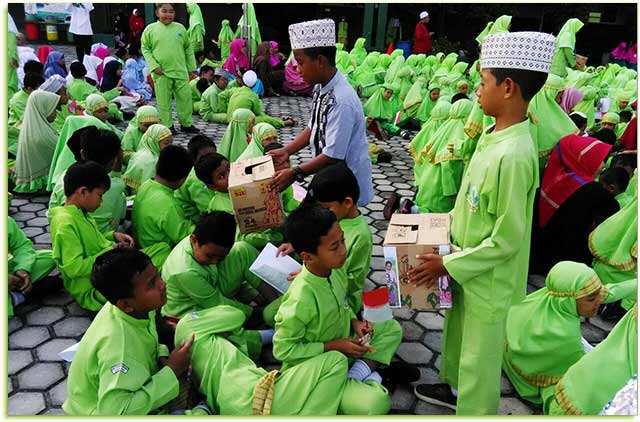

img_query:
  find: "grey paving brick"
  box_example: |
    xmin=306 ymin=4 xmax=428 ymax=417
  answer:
xmin=11 ymin=211 xmax=36 ymax=222
xmin=415 ymin=400 xmax=455 ymax=415
xmin=26 ymin=306 xmax=66 ymax=326
xmin=423 ymin=330 xmax=443 ymax=353
xmin=18 ymin=363 xmax=65 ymax=390
xmin=41 ymin=290 xmax=74 ymax=306
xmin=36 ymin=339 xmax=78 ymax=362
xmin=501 ymin=372 xmax=515 ymax=395
xmin=581 ymin=322 xmax=607 ymax=344
xmin=43 ymin=408 xmax=66 ymax=415
xmin=19 ymin=203 xmax=46 ymax=212
xmin=9 ymin=327 xmax=51 ymax=349
xmin=30 ymin=217 xmax=50 ymax=228
xmin=415 ymin=312 xmax=444 ymax=330
xmin=396 ymin=342 xmax=433 ymax=365
xmin=53 ymin=317 xmax=92 ymax=338
xmin=392 ymin=307 xmax=414 ymax=320
xmin=498 ymin=397 xmax=534 ymax=415
xmin=8 ymin=350 xmax=34 ymax=375
xmin=8 ymin=316 xmax=23 ymax=333
xmin=8 ymin=392 xmax=46 ymax=415
xmin=391 ymin=384 xmax=417 ymax=411
xmin=401 ymin=320 xmax=424 ymax=341
xmin=65 ymin=302 xmax=94 ymax=317
xmin=48 ymin=380 xmax=67 ymax=407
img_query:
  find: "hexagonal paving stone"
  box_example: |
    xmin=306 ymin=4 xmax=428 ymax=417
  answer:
xmin=423 ymin=330 xmax=443 ymax=353
xmin=391 ymin=384 xmax=416 ymax=411
xmin=392 ymin=307 xmax=414 ymax=321
xmin=8 ymin=350 xmax=34 ymax=375
xmin=49 ymin=379 xmax=68 ymax=406
xmin=43 ymin=408 xmax=66 ymax=415
xmin=366 ymin=202 xmax=385 ymax=211
xmin=37 ymin=338 xmax=78 ymax=361
xmin=22 ymin=227 xmax=45 ymax=238
xmin=8 ymin=378 xmax=14 ymax=395
xmin=396 ymin=342 xmax=433 ymax=365
xmin=18 ymin=203 xmax=46 ymax=212
xmin=34 ymin=232 xmax=52 ymax=243
xmin=8 ymin=317 xmax=23 ymax=333
xmin=590 ymin=315 xmax=615 ymax=332
xmin=65 ymin=301 xmax=93 ymax=317
xmin=11 ymin=198 xmax=29 ymax=206
xmin=8 ymin=392 xmax=47 ymax=415
xmin=31 ymin=196 xmax=51 ymax=204
xmin=434 ymin=354 xmax=441 ymax=370
xmin=11 ymin=212 xmax=36 ymax=222
xmin=415 ymin=312 xmax=444 ymax=331
xmin=412 ymin=366 xmax=440 ymax=387
xmin=9 ymin=326 xmax=51 ymax=349
xmin=26 ymin=306 xmax=66 ymax=325
xmin=368 ymin=270 xmax=387 ymax=285
xmin=498 ymin=397 xmax=534 ymax=415
xmin=54 ymin=316 xmax=92 ymax=337
xmin=29 ymin=217 xmax=50 ymax=228
xmin=401 ymin=320 xmax=424 ymax=341
xmin=42 ymin=290 xmax=74 ymax=306
xmin=414 ymin=400 xmax=455 ymax=415
xmin=17 ymin=363 xmax=65 ymax=390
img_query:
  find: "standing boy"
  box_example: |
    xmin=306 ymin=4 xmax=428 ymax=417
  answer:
xmin=141 ymin=3 xmax=200 ymax=134
xmin=268 ymin=19 xmax=373 ymax=206
xmin=409 ymin=32 xmax=556 ymax=415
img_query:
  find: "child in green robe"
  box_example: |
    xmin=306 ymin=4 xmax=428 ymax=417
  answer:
xmin=121 ymin=105 xmax=161 ymax=163
xmin=8 ymin=72 xmax=45 ymax=157
xmin=50 ymin=162 xmax=137 ymax=311
xmin=67 ymin=62 xmax=124 ymax=121
xmin=83 ymin=94 xmax=124 ymax=138
xmin=132 ymin=146 xmax=195 ymax=268
xmin=141 ymin=3 xmax=199 ymax=134
xmin=218 ymin=108 xmax=255 ymax=163
xmin=273 ymin=205 xmax=403 ymax=415
xmin=190 ymin=65 xmax=214 ymax=113
xmin=363 ymin=83 xmax=403 ymax=137
xmin=174 ymin=135 xmax=217 ymax=224
xmin=64 ymin=248 xmax=206 ymax=416
xmin=599 ymin=167 xmax=631 ymax=207
xmin=199 ymin=68 xmax=230 ymax=123
xmin=123 ymin=124 xmax=173 ymax=192
xmin=600 ymin=112 xmax=620 ymax=134
xmin=410 ymin=31 xmax=556 ymax=415
xmin=8 ymin=216 xmax=56 ymax=318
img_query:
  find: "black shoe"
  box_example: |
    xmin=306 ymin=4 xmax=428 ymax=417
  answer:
xmin=401 ymin=130 xmax=412 ymax=140
xmin=376 ymin=151 xmax=392 ymax=163
xmin=170 ymin=126 xmax=178 ymax=135
xmin=379 ymin=363 xmax=421 ymax=393
xmin=180 ymin=125 xmax=200 ymax=134
xmin=399 ymin=198 xmax=415 ymax=214
xmin=414 ymin=383 xmax=457 ymax=411
xmin=384 ymin=192 xmax=401 ymax=220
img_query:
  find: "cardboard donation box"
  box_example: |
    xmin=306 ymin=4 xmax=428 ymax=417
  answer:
xmin=383 ymin=213 xmax=452 ymax=311
xmin=228 ymin=155 xmax=284 ymax=234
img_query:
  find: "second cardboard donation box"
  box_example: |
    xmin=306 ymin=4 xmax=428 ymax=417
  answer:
xmin=228 ymin=155 xmax=284 ymax=234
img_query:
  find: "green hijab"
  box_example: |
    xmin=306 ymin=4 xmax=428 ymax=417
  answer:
xmin=123 ymin=124 xmax=172 ymax=190
xmin=441 ymin=53 xmax=458 ymax=72
xmin=376 ymin=54 xmax=392 ymax=70
xmin=415 ymin=83 xmax=441 ymax=123
xmin=363 ymin=83 xmax=403 ymax=121
xmin=13 ymin=90 xmax=61 ymax=193
xmin=550 ymin=304 xmax=637 ymax=415
xmin=565 ymin=68 xmax=595 ymax=89
xmin=409 ymin=100 xmax=451 ymax=173
xmin=384 ymin=56 xmax=405 ymax=85
xmin=237 ymin=122 xmax=277 ymax=161
xmin=350 ymin=37 xmax=368 ymax=66
xmin=600 ymin=63 xmax=621 ymax=87
xmin=121 ymin=105 xmax=160 ymax=154
xmin=336 ymin=50 xmax=356 ymax=77
xmin=573 ymin=86 xmax=597 ymax=129
xmin=390 ymin=49 xmax=404 ymax=60
xmin=405 ymin=55 xmax=420 ymax=72
xmin=556 ymin=18 xmax=584 ymax=49
xmin=234 ymin=3 xmax=262 ymax=55
xmin=468 ymin=59 xmax=481 ymax=87
xmin=187 ymin=3 xmax=205 ymax=51
xmin=504 ymin=262 xmax=603 ymax=405
xmin=476 ymin=21 xmax=494 ymax=45
xmin=352 ymin=53 xmax=379 ymax=97
xmin=218 ymin=19 xmax=235 ymax=62
xmin=403 ymin=76 xmax=429 ymax=117
xmin=424 ymin=98 xmax=473 ymax=164
xmin=446 ymin=62 xmax=469 ymax=86
xmin=489 ymin=15 xmax=512 ymax=35
xmin=393 ymin=66 xmax=414 ymax=99
xmin=528 ymin=74 xmax=579 ymax=159
xmin=219 ymin=108 xmax=254 ymax=162
xmin=425 ymin=55 xmax=438 ymax=68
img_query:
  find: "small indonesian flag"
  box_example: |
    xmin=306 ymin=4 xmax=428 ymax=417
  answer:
xmin=394 ymin=111 xmax=402 ymax=126
xmin=363 ymin=287 xmax=393 ymax=323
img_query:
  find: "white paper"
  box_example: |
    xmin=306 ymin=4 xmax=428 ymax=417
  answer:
xmin=249 ymin=243 xmax=302 ymax=294
xmin=126 ymin=199 xmax=134 ymax=207
xmin=58 ymin=342 xmax=80 ymax=362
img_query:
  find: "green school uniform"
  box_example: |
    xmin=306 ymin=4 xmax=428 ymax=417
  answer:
xmin=122 ymin=124 xmax=172 ymax=192
xmin=173 ymin=169 xmax=215 ymax=224
xmin=175 ymin=306 xmax=353 ymax=415
xmin=8 ymin=89 xmax=28 ymax=127
xmin=352 ymin=54 xmax=379 ymax=97
xmin=441 ymin=119 xmax=539 ymax=415
xmin=219 ymin=108 xmax=254 ymax=163
xmin=409 ymin=100 xmax=451 ymax=185
xmin=340 ymin=214 xmax=373 ymax=314
xmin=189 ymin=77 xmax=202 ymax=113
xmin=132 ymin=180 xmax=194 ymax=267
xmin=199 ymin=84 xmax=228 ymax=123
xmin=273 ymin=265 xmax=402 ymax=371
xmin=63 ymin=304 xmax=179 ymax=415
xmin=227 ymin=86 xmax=284 ymax=128
xmin=8 ymin=217 xmax=56 ymax=317
xmin=550 ymin=19 xmax=584 ymax=78
xmin=218 ymin=20 xmax=234 ymax=62
xmin=547 ymin=304 xmax=637 ymax=415
xmin=142 ymin=21 xmax=196 ymax=128
xmin=121 ymin=106 xmax=161 ymax=163
xmin=186 ymin=3 xmax=205 ymax=53
xmin=67 ymin=78 xmax=120 ymax=103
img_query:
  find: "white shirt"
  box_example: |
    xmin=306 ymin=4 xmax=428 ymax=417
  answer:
xmin=66 ymin=3 xmax=94 ymax=35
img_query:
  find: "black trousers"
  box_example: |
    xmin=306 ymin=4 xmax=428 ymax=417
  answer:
xmin=73 ymin=34 xmax=93 ymax=63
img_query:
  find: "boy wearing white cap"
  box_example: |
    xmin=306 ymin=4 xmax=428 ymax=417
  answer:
xmin=268 ymin=19 xmax=373 ymax=207
xmin=408 ymin=31 xmax=557 ymax=414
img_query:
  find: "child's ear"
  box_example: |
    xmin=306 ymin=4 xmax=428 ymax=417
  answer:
xmin=344 ymin=197 xmax=355 ymax=208
xmin=503 ymin=77 xmax=517 ymax=99
xmin=115 ymin=298 xmax=135 ymax=314
xmin=299 ymin=251 xmax=313 ymax=264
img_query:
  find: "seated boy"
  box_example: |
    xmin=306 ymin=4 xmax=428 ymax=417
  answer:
xmin=600 ymin=166 xmax=631 ymax=207
xmin=50 ymin=162 xmax=137 ymax=311
xmin=67 ymin=61 xmax=124 ymax=121
xmin=174 ymin=135 xmax=217 ymax=224
xmin=132 ymin=145 xmax=195 ymax=268
xmin=161 ymin=212 xmax=278 ymax=359
xmin=198 ymin=153 xmax=284 ymax=249
xmin=272 ymin=204 xmax=403 ymax=414
xmin=190 ymin=65 xmax=214 ymax=113
xmin=63 ymin=248 xmax=199 ymax=415
xmin=8 ymin=216 xmax=56 ymax=318
xmin=199 ymin=68 xmax=231 ymax=123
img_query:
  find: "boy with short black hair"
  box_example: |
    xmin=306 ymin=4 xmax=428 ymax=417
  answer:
xmin=63 ymin=248 xmax=198 ymax=415
xmin=611 ymin=152 xmax=637 ymax=178
xmin=174 ymin=135 xmax=217 ymax=223
xmin=199 ymin=68 xmax=231 ymax=123
xmin=273 ymin=204 xmax=403 ymax=414
xmin=190 ymin=65 xmax=214 ymax=113
xmin=23 ymin=60 xmax=44 ymax=76
xmin=410 ymin=31 xmax=556 ymax=414
xmin=67 ymin=61 xmax=124 ymax=103
xmin=600 ymin=166 xmax=631 ymax=207
xmin=9 ymin=72 xmax=44 ymax=127
xmin=132 ymin=145 xmax=195 ymax=267
xmin=50 ymin=161 xmax=136 ymax=311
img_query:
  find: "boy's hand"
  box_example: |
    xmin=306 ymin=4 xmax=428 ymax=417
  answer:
xmin=166 ymin=333 xmax=194 ymax=377
xmin=113 ymin=232 xmax=135 ymax=248
xmin=154 ymin=67 xmax=164 ymax=76
xmin=266 ymin=147 xmax=290 ymax=167
xmin=15 ymin=270 xmax=33 ymax=294
xmin=408 ymin=254 xmax=447 ymax=287
xmin=276 ymin=242 xmax=294 ymax=257
xmin=324 ymin=338 xmax=369 ymax=358
xmin=351 ymin=319 xmax=373 ymax=339
xmin=8 ymin=274 xmax=22 ymax=291
xmin=287 ymin=268 xmax=301 ymax=282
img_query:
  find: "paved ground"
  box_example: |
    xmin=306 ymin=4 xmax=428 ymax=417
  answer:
xmin=7 ymin=44 xmax=616 ymax=416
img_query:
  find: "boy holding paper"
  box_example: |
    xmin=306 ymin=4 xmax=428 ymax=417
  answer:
xmin=408 ymin=32 xmax=556 ymax=414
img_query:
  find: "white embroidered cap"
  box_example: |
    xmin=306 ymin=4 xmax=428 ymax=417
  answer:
xmin=481 ymin=31 xmax=556 ymax=73
xmin=242 ymin=70 xmax=257 ymax=88
xmin=419 ymin=11 xmax=429 ymax=19
xmin=289 ymin=19 xmax=336 ymax=50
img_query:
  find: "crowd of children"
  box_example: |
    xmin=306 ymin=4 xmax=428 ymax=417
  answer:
xmin=6 ymin=4 xmax=638 ymax=417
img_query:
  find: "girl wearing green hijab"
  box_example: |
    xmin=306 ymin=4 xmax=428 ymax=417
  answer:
xmin=440 ymin=53 xmax=458 ymax=72
xmin=121 ymin=105 xmax=161 ymax=162
xmin=13 ymin=90 xmax=60 ymax=193
xmin=187 ymin=3 xmax=206 ymax=54
xmin=405 ymin=55 xmax=421 ymax=74
xmin=349 ymin=37 xmax=367 ymax=66
xmin=363 ymin=83 xmax=403 ymax=136
xmin=123 ymin=124 xmax=173 ymax=191
xmin=84 ymin=94 xmax=124 ymax=139
xmin=392 ymin=66 xmax=414 ymax=100
xmin=384 ymin=56 xmax=405 ymax=85
xmin=476 ymin=21 xmax=493 ymax=45
xmin=401 ymin=76 xmax=429 ymax=120
xmin=390 ymin=49 xmax=404 ymax=60
xmin=573 ymin=86 xmax=597 ymax=130
xmin=409 ymin=100 xmax=450 ymax=184
xmin=415 ymin=82 xmax=441 ymax=123
xmin=446 ymin=62 xmax=469 ymax=88
xmin=373 ymin=54 xmax=392 ymax=84
xmin=504 ymin=261 xmax=636 ymax=413
xmin=415 ymin=98 xmax=473 ymax=213
xmin=547 ymin=304 xmax=637 ymax=415
xmin=352 ymin=53 xmax=379 ymax=97
xmin=336 ymin=49 xmax=356 ymax=80
xmin=551 ymin=18 xmax=584 ymax=78
xmin=219 ymin=108 xmax=255 ymax=163
xmin=218 ymin=19 xmax=235 ymax=62
xmin=489 ymin=15 xmax=512 ymax=35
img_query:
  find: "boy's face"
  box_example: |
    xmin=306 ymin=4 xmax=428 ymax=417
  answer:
xmin=306 ymin=222 xmax=347 ymax=270
xmin=57 ymin=88 xmax=69 ymax=105
xmin=79 ymin=186 xmax=106 ymax=213
xmin=601 ymin=122 xmax=616 ymax=131
xmin=126 ymin=262 xmax=168 ymax=312
xmin=430 ymin=88 xmax=440 ymax=101
xmin=294 ymin=49 xmax=323 ymax=85
xmin=383 ymin=89 xmax=393 ymax=100
xmin=156 ymin=4 xmax=175 ymax=25
xmin=601 ymin=180 xmax=622 ymax=197
xmin=215 ymin=76 xmax=228 ymax=90
xmin=93 ymin=106 xmax=109 ymax=122
xmin=576 ymin=289 xmax=602 ymax=317
xmin=318 ymin=198 xmax=353 ymax=221
xmin=477 ymin=69 xmax=502 ymax=117
xmin=190 ymin=235 xmax=231 ymax=265
xmin=159 ymin=136 xmax=173 ymax=150
xmin=385 ymin=262 xmax=392 ymax=271
xmin=201 ymin=70 xmax=215 ymax=83
xmin=209 ymin=160 xmax=230 ymax=192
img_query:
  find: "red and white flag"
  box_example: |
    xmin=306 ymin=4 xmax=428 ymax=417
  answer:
xmin=363 ymin=287 xmax=393 ymax=323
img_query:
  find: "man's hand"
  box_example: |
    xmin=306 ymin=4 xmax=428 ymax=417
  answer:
xmin=15 ymin=270 xmax=33 ymax=294
xmin=324 ymin=338 xmax=369 ymax=357
xmin=270 ymin=168 xmax=294 ymax=192
xmin=351 ymin=319 xmax=373 ymax=339
xmin=113 ymin=232 xmax=135 ymax=248
xmin=166 ymin=333 xmax=194 ymax=377
xmin=276 ymin=242 xmax=294 ymax=257
xmin=407 ymin=253 xmax=447 ymax=287
xmin=267 ymin=147 xmax=290 ymax=167
xmin=154 ymin=67 xmax=164 ymax=76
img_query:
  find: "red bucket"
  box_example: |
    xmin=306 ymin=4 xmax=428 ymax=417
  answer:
xmin=26 ymin=22 xmax=39 ymax=40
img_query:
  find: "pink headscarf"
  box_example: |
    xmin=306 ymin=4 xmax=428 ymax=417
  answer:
xmin=94 ymin=47 xmax=111 ymax=84
xmin=611 ymin=42 xmax=628 ymax=60
xmin=560 ymin=88 xmax=584 ymax=114
xmin=223 ymin=39 xmax=249 ymax=77
xmin=269 ymin=41 xmax=280 ymax=67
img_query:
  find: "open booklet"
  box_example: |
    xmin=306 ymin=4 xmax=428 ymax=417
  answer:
xmin=249 ymin=243 xmax=302 ymax=294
